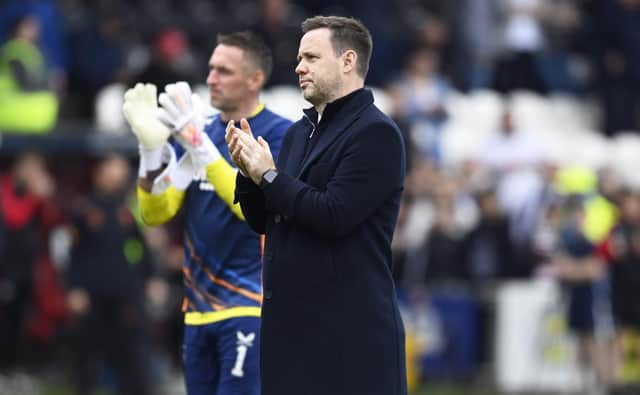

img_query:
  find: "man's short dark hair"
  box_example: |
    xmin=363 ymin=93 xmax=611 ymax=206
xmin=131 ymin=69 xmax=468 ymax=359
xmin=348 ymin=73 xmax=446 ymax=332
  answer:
xmin=301 ymin=16 xmax=372 ymax=78
xmin=217 ymin=31 xmax=273 ymax=82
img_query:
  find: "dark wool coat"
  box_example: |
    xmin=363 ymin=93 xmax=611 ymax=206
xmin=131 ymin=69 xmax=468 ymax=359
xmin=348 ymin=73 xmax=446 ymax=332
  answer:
xmin=236 ymin=88 xmax=408 ymax=395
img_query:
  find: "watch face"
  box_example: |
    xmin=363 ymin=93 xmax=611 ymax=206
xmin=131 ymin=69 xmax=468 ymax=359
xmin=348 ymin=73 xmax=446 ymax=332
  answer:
xmin=264 ymin=170 xmax=278 ymax=183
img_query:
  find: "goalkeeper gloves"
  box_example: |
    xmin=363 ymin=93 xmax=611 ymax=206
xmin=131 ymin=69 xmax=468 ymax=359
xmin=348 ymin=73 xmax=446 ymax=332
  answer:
xmin=122 ymin=83 xmax=172 ymax=177
xmin=157 ymin=82 xmax=221 ymax=168
xmin=150 ymin=144 xmax=198 ymax=194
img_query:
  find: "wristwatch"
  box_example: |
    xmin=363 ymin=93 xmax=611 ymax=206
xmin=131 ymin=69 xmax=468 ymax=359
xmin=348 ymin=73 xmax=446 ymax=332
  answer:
xmin=259 ymin=169 xmax=278 ymax=189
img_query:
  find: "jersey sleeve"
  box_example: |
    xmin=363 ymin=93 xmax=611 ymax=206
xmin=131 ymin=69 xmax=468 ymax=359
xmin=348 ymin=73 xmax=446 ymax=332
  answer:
xmin=137 ymin=185 xmax=186 ymax=226
xmin=204 ymin=157 xmax=245 ymax=221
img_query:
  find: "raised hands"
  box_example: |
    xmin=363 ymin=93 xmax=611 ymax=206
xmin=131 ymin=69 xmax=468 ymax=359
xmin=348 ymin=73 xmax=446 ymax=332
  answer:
xmin=157 ymin=81 xmax=221 ymax=168
xmin=122 ymin=83 xmax=171 ymax=150
xmin=225 ymin=118 xmax=275 ymax=185
xmin=157 ymin=82 xmax=205 ymax=148
xmin=122 ymin=83 xmax=172 ymax=178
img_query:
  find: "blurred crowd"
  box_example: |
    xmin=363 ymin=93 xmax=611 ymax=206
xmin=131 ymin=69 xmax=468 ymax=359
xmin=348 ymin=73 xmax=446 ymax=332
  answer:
xmin=0 ymin=152 xmax=187 ymax=394
xmin=0 ymin=0 xmax=639 ymax=134
xmin=2 ymin=0 xmax=640 ymax=394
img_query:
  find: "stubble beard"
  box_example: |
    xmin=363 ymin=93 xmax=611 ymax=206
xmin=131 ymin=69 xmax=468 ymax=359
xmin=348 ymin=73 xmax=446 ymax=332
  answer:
xmin=303 ymin=86 xmax=326 ymax=105
xmin=303 ymin=77 xmax=340 ymax=107
xmin=211 ymin=96 xmax=237 ymax=115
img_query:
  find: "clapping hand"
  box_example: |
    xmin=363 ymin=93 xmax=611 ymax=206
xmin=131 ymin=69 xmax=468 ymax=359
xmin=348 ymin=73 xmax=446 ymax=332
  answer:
xmin=157 ymin=82 xmax=221 ymax=169
xmin=225 ymin=118 xmax=275 ymax=185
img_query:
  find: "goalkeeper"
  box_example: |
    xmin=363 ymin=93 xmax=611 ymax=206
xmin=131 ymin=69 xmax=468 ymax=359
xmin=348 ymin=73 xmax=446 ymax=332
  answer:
xmin=122 ymin=32 xmax=290 ymax=395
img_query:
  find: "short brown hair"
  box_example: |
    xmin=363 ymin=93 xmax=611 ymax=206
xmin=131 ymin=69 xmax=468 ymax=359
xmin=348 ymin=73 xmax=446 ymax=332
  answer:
xmin=301 ymin=16 xmax=372 ymax=78
xmin=217 ymin=31 xmax=273 ymax=82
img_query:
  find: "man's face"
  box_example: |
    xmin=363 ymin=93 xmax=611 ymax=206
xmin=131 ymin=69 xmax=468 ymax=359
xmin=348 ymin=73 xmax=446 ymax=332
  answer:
xmin=206 ymin=44 xmax=254 ymax=113
xmin=295 ymin=28 xmax=342 ymax=106
xmin=95 ymin=156 xmax=129 ymax=195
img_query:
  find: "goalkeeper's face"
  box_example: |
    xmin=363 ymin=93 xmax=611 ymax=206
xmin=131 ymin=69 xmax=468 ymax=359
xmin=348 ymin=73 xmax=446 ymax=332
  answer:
xmin=206 ymin=44 xmax=256 ymax=113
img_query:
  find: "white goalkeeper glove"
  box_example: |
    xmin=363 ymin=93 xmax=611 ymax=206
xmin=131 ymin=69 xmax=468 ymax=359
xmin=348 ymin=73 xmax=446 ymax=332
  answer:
xmin=157 ymin=81 xmax=220 ymax=168
xmin=122 ymin=83 xmax=172 ymax=177
xmin=150 ymin=144 xmax=198 ymax=194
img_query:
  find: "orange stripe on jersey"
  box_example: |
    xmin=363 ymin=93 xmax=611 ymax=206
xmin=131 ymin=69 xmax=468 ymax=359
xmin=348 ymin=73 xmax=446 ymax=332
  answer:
xmin=183 ymin=267 xmax=226 ymax=309
xmin=183 ymin=267 xmax=226 ymax=311
xmin=185 ymin=236 xmax=263 ymax=304
xmin=205 ymin=272 xmax=263 ymax=303
xmin=181 ymin=297 xmax=189 ymax=312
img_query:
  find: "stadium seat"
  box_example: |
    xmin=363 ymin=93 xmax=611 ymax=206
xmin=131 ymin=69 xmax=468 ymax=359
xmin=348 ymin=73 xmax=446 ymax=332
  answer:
xmin=572 ymin=133 xmax=609 ymax=169
xmin=262 ymin=85 xmax=307 ymax=122
xmin=451 ymin=89 xmax=504 ymax=134
xmin=611 ymin=133 xmax=640 ymax=188
xmin=95 ymin=83 xmax=126 ymax=134
xmin=369 ymin=86 xmax=392 ymax=116
xmin=510 ymin=90 xmax=551 ymax=131
xmin=548 ymin=93 xmax=595 ymax=132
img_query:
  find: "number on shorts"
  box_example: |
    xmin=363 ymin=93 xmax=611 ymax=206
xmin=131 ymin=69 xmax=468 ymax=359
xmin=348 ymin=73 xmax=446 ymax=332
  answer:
xmin=231 ymin=331 xmax=255 ymax=378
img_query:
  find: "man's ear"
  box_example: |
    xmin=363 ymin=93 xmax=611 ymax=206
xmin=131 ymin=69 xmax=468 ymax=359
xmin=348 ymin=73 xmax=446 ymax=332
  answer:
xmin=247 ymin=69 xmax=265 ymax=92
xmin=342 ymin=50 xmax=358 ymax=74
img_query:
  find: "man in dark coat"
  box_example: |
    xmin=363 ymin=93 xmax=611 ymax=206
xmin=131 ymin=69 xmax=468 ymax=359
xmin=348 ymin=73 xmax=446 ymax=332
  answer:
xmin=226 ymin=15 xmax=407 ymax=395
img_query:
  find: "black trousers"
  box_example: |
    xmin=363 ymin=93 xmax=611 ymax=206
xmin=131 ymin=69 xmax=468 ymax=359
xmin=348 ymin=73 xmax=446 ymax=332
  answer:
xmin=0 ymin=278 xmax=32 ymax=371
xmin=67 ymin=296 xmax=149 ymax=395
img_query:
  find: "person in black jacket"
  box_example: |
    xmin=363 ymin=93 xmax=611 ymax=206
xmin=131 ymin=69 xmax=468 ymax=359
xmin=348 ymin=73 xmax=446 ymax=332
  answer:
xmin=65 ymin=154 xmax=153 ymax=395
xmin=226 ymin=15 xmax=407 ymax=395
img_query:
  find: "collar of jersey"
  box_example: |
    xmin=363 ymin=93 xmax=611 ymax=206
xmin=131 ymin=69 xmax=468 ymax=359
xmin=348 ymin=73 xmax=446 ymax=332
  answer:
xmin=216 ymin=103 xmax=265 ymax=125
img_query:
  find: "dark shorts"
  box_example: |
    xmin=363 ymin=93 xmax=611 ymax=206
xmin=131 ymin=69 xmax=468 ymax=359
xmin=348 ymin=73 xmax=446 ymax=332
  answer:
xmin=183 ymin=316 xmax=261 ymax=395
xmin=568 ymin=284 xmax=594 ymax=334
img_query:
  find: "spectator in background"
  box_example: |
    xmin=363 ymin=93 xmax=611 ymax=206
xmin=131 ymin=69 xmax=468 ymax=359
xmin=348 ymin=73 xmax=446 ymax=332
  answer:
xmin=535 ymin=0 xmax=583 ymax=93
xmin=65 ymin=154 xmax=154 ymax=395
xmin=587 ymin=0 xmax=640 ymax=135
xmin=391 ymin=161 xmax=439 ymax=288
xmin=394 ymin=162 xmax=479 ymax=288
xmin=0 ymin=12 xmax=58 ymax=133
xmin=475 ymin=109 xmax=544 ymax=276
xmin=608 ymin=189 xmax=640 ymax=334
xmin=539 ymin=166 xmax=619 ymax=392
xmin=492 ymin=0 xmax=548 ymax=94
xmin=389 ymin=46 xmax=450 ymax=166
xmin=411 ymin=10 xmax=463 ymax=87
xmin=347 ymin=0 xmax=408 ymax=86
xmin=543 ymin=195 xmax=616 ymax=392
xmin=424 ymin=183 xmax=468 ymax=283
xmin=464 ymin=187 xmax=515 ymax=283
xmin=0 ymin=153 xmax=58 ymax=371
xmin=250 ymin=0 xmax=307 ymax=87
xmin=135 ymin=27 xmax=198 ymax=90
xmin=67 ymin=11 xmax=127 ymax=118
xmin=136 ymin=224 xmax=185 ymax=373
xmin=605 ymin=189 xmax=640 ymax=389
xmin=460 ymin=0 xmax=502 ymax=90
xmin=0 ymin=0 xmax=67 ymax=96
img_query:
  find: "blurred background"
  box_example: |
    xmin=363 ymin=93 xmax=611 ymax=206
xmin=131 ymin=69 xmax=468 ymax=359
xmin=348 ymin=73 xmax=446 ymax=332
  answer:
xmin=1 ymin=0 xmax=640 ymax=394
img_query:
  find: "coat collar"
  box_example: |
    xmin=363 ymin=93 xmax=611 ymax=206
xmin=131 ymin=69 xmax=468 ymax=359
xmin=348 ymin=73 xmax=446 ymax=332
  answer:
xmin=302 ymin=88 xmax=367 ymax=128
xmin=295 ymin=88 xmax=373 ymax=177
